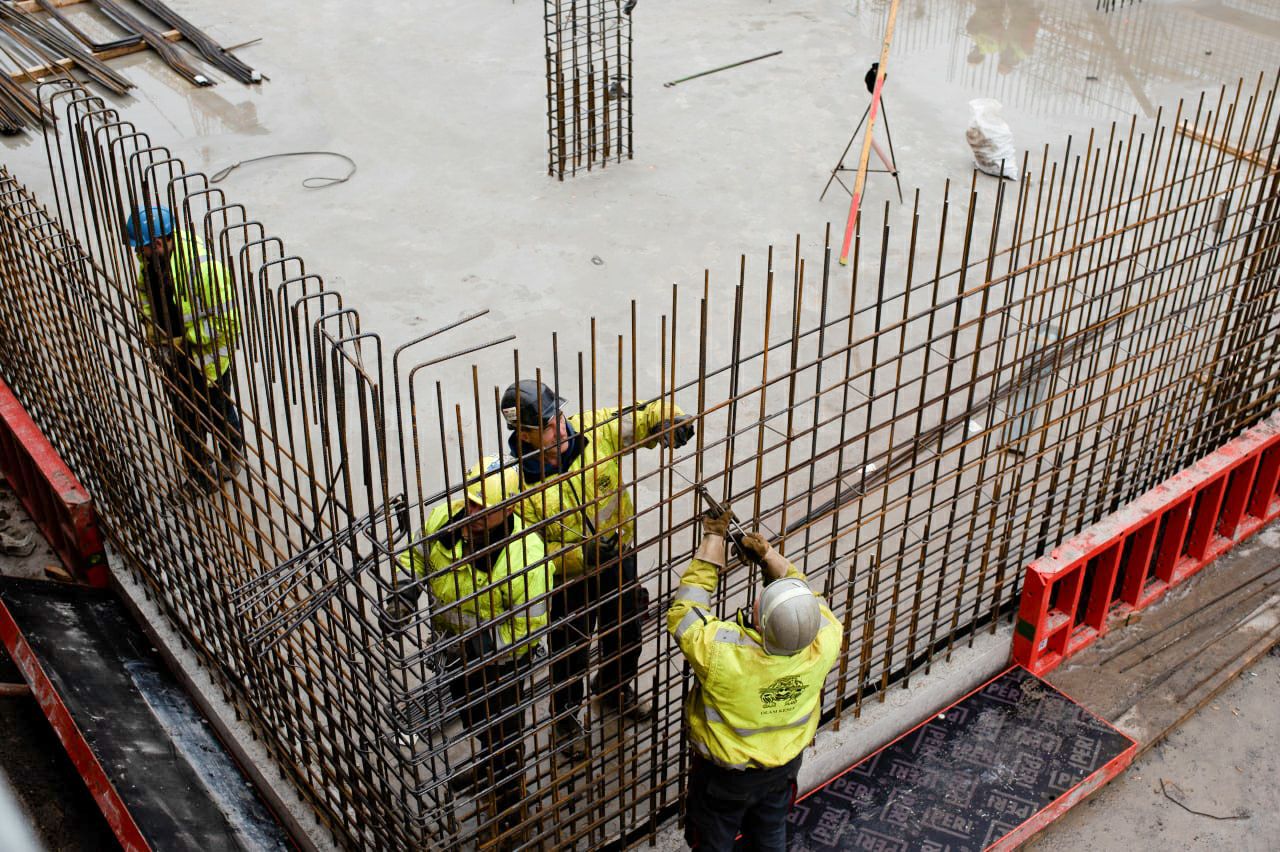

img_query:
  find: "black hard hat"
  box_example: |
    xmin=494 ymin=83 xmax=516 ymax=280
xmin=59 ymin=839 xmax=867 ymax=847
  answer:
xmin=500 ymin=380 xmax=565 ymax=430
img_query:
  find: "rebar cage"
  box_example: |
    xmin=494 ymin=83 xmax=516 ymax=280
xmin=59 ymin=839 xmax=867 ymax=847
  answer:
xmin=544 ymin=0 xmax=633 ymax=180
xmin=0 ymin=74 xmax=1278 ymax=849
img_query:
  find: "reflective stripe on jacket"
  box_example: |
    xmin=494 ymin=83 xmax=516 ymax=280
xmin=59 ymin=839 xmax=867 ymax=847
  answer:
xmin=667 ymin=555 xmax=843 ymax=770
xmin=516 ymin=400 xmax=682 ymax=578
xmin=135 ymin=229 xmax=240 ymax=384
xmin=398 ymin=502 xmax=552 ymax=658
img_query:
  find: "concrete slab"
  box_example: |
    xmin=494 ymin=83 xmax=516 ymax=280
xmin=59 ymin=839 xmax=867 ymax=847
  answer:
xmin=1 ymin=1 xmax=1279 ymax=848
xmin=1027 ymin=639 xmax=1280 ymax=851
xmin=2 ymin=0 xmax=1278 ymax=397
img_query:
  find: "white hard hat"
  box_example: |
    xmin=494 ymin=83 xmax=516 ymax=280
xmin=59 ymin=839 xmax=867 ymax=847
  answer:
xmin=759 ymin=577 xmax=822 ymax=656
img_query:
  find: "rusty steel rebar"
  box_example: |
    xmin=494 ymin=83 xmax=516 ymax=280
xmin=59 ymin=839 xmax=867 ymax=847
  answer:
xmin=545 ymin=0 xmax=632 ymax=180
xmin=0 ymin=72 xmax=1275 ymax=850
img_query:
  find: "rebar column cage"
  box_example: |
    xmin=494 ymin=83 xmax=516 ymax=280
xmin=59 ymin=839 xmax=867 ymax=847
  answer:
xmin=0 ymin=73 xmax=1277 ymax=850
xmin=544 ymin=0 xmax=633 ymax=179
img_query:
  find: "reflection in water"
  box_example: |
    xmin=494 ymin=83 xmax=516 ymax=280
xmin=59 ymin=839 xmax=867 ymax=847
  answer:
xmin=122 ymin=57 xmax=267 ymax=138
xmin=851 ymin=0 xmax=1280 ymax=119
xmin=965 ymin=0 xmax=1042 ymax=76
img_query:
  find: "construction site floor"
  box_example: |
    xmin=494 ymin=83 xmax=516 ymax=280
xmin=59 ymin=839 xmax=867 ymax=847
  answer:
xmin=1027 ymin=521 xmax=1280 ymax=847
xmin=1029 ymin=643 xmax=1280 ymax=851
xmin=3 ymin=0 xmax=1279 ymax=394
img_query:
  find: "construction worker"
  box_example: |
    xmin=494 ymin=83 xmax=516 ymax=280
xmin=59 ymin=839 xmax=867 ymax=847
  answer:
xmin=389 ymin=458 xmax=552 ymax=840
xmin=499 ymin=379 xmax=694 ymax=759
xmin=668 ymin=507 xmax=843 ymax=851
xmin=125 ymin=205 xmax=243 ymax=494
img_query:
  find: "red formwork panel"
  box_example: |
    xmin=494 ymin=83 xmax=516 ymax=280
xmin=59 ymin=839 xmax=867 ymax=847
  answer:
xmin=1014 ymin=413 xmax=1280 ymax=676
xmin=0 ymin=378 xmax=107 ymax=586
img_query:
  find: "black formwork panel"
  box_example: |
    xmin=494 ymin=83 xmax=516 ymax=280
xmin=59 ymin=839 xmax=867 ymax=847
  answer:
xmin=789 ymin=666 xmax=1135 ymax=851
xmin=0 ymin=577 xmax=290 ymax=851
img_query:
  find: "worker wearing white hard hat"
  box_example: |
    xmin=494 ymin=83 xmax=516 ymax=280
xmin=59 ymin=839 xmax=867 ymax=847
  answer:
xmin=667 ymin=506 xmax=843 ymax=852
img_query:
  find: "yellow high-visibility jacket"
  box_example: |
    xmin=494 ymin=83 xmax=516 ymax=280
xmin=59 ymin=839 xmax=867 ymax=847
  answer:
xmin=398 ymin=502 xmax=552 ymax=659
xmin=514 ymin=400 xmax=683 ymax=578
xmin=135 ymin=229 xmax=240 ymax=384
xmin=667 ymin=554 xmax=843 ymax=770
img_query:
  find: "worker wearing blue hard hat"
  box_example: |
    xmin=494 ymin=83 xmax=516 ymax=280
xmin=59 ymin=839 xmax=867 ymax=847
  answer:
xmin=124 ymin=204 xmax=243 ymax=496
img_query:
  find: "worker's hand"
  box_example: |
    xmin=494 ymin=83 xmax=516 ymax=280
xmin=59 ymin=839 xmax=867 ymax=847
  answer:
xmin=735 ymin=532 xmax=770 ymax=567
xmin=624 ymin=0 xmax=637 ymax=14
xmin=658 ymin=415 xmax=695 ymax=449
xmin=379 ymin=580 xmax=421 ymax=634
xmin=702 ymin=505 xmax=734 ymax=538
xmin=583 ymin=533 xmax=621 ymax=570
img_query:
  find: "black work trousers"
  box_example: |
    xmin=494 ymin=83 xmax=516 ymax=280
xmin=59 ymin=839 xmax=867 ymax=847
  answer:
xmin=683 ymin=754 xmax=801 ymax=852
xmin=549 ymin=550 xmax=643 ymax=715
xmin=164 ymin=358 xmax=243 ymax=476
xmin=447 ymin=655 xmax=527 ymax=818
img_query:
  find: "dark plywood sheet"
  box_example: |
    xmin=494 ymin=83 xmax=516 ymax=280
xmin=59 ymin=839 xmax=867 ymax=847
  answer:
xmin=0 ymin=577 xmax=289 ymax=851
xmin=788 ymin=667 xmax=1134 ymax=851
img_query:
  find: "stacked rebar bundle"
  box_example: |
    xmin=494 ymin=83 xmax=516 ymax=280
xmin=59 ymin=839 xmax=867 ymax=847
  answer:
xmin=0 ymin=72 xmax=1277 ymax=850
xmin=0 ymin=0 xmax=260 ymax=130
xmin=131 ymin=0 xmax=260 ymax=83
xmin=544 ymin=0 xmax=633 ymax=179
xmin=0 ymin=1 xmax=133 ymax=121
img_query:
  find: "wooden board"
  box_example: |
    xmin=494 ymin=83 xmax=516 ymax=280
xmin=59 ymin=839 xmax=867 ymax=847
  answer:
xmin=8 ymin=29 xmax=181 ymax=83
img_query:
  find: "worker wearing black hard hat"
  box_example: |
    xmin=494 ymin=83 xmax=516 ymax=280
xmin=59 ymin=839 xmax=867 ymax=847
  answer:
xmin=499 ymin=378 xmax=694 ymax=762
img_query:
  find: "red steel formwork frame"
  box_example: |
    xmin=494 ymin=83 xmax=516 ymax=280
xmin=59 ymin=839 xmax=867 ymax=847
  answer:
xmin=0 ymin=600 xmax=149 ymax=852
xmin=0 ymin=378 xmax=107 ymax=586
xmin=1014 ymin=414 xmax=1280 ymax=676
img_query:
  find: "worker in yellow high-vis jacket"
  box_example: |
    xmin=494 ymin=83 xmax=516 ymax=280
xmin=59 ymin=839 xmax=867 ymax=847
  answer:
xmin=668 ymin=507 xmax=843 ymax=852
xmin=500 ymin=379 xmax=694 ymax=761
xmin=125 ymin=205 xmax=243 ymax=496
xmin=389 ymin=458 xmax=552 ymax=840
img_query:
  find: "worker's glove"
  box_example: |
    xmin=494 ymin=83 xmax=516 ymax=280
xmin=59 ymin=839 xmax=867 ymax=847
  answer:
xmin=583 ymin=533 xmax=621 ymax=570
xmin=624 ymin=0 xmax=637 ymax=14
xmin=657 ymin=415 xmax=695 ymax=449
xmin=159 ymin=336 xmax=186 ymax=369
xmin=734 ymin=533 xmax=793 ymax=584
xmin=702 ymin=505 xmax=734 ymax=538
xmin=379 ymin=579 xmax=421 ymax=634
xmin=735 ymin=532 xmax=769 ymax=567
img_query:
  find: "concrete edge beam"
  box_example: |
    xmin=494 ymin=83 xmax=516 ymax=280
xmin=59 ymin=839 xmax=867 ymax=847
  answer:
xmin=108 ymin=555 xmax=338 ymax=852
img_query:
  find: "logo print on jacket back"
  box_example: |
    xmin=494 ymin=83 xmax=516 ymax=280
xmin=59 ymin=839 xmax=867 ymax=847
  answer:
xmin=759 ymin=675 xmax=807 ymax=710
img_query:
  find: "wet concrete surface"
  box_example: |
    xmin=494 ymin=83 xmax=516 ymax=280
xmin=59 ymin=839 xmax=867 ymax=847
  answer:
xmin=3 ymin=0 xmax=1278 ymax=401
xmin=1027 ymin=642 xmax=1280 ymax=851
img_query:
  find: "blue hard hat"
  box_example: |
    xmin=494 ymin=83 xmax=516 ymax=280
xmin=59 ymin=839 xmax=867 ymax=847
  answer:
xmin=123 ymin=205 xmax=174 ymax=248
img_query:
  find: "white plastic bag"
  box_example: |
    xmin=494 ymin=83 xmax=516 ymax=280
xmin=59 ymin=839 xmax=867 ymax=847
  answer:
xmin=966 ymin=98 xmax=1020 ymax=181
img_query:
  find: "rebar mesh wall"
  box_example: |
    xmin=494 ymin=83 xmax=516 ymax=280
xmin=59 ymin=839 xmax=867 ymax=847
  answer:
xmin=0 ymin=76 xmax=1278 ymax=849
xmin=545 ymin=0 xmax=632 ymax=179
